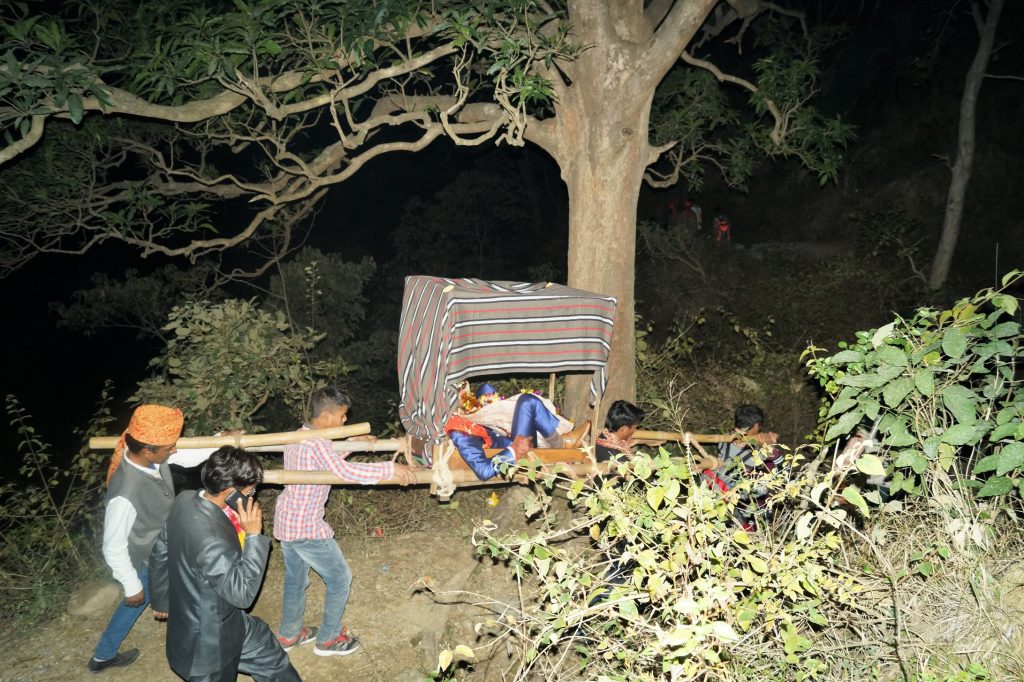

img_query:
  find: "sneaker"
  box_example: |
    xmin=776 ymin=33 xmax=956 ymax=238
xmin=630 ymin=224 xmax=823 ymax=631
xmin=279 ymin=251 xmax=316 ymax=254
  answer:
xmin=278 ymin=625 xmax=319 ymax=652
xmin=87 ymin=649 xmax=139 ymax=673
xmin=314 ymin=628 xmax=360 ymax=657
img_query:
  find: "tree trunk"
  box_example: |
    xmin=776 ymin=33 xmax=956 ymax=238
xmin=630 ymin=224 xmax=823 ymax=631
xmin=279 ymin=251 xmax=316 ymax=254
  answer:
xmin=557 ymin=59 xmax=655 ymax=424
xmin=929 ymin=0 xmax=1004 ymax=290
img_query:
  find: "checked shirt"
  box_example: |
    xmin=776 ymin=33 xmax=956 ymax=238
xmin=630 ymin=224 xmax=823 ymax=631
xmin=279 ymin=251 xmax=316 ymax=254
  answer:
xmin=273 ymin=426 xmax=395 ymax=541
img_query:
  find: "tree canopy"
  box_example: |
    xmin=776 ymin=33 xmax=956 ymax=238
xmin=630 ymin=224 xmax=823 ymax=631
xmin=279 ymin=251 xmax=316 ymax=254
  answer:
xmin=1 ymin=0 xmax=853 ymax=417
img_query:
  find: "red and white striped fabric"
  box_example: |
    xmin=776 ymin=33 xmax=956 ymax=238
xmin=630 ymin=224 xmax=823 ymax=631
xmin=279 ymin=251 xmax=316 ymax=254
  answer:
xmin=397 ymin=277 xmax=617 ymax=443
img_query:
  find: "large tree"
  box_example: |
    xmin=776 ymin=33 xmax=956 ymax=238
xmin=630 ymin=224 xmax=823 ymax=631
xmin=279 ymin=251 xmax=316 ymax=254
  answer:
xmin=0 ymin=0 xmax=849 ymax=420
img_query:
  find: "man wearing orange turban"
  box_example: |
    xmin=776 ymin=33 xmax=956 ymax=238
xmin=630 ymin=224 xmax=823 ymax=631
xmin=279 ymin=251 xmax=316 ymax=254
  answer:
xmin=106 ymin=404 xmax=185 ymax=483
xmin=89 ymin=404 xmax=183 ymax=673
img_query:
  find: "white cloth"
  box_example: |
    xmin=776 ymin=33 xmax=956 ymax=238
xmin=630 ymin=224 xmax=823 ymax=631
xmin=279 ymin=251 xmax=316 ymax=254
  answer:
xmin=462 ymin=395 xmax=572 ymax=448
xmin=167 ymin=447 xmax=219 ymax=468
xmin=102 ymin=457 xmax=162 ymax=596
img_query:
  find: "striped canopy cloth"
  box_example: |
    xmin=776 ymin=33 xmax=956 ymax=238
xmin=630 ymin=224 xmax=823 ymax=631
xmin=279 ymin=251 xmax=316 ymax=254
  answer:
xmin=398 ymin=276 xmax=617 ymax=442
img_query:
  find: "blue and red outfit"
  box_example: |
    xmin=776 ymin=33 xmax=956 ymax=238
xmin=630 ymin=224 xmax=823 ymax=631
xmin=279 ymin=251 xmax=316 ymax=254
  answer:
xmin=445 ymin=393 xmax=562 ymax=481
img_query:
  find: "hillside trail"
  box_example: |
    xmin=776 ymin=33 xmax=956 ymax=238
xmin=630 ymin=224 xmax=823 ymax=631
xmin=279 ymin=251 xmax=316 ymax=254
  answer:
xmin=3 ymin=488 xmax=525 ymax=682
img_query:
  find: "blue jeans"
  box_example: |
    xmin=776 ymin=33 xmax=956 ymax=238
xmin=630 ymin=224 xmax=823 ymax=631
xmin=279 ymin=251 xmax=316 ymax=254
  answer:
xmin=93 ymin=565 xmax=149 ymax=661
xmin=279 ymin=539 xmax=351 ymax=644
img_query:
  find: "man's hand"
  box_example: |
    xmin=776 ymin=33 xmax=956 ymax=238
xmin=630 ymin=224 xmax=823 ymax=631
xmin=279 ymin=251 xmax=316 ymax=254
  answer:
xmin=236 ymin=495 xmax=263 ymax=536
xmin=510 ymin=435 xmax=533 ymax=459
xmin=692 ymin=454 xmax=719 ymax=471
xmin=392 ymin=463 xmax=417 ymax=486
xmin=153 ymin=610 xmax=168 ymax=621
xmin=754 ymin=431 xmax=779 ymax=446
xmin=124 ymin=589 xmax=145 ymax=607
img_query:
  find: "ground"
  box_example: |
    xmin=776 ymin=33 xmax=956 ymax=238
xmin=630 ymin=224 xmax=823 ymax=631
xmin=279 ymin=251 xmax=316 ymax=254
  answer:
xmin=3 ymin=487 xmax=523 ymax=682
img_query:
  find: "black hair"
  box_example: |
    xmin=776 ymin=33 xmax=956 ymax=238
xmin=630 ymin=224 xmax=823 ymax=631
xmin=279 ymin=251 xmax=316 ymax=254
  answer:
xmin=310 ymin=386 xmax=352 ymax=418
xmin=734 ymin=404 xmax=764 ymax=431
xmin=125 ymin=433 xmax=163 ymax=455
xmin=604 ymin=400 xmax=645 ymax=431
xmin=200 ymin=446 xmax=263 ymax=494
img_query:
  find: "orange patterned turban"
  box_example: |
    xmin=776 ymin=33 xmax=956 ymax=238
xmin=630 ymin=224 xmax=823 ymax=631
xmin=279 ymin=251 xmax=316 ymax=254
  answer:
xmin=106 ymin=404 xmax=184 ymax=483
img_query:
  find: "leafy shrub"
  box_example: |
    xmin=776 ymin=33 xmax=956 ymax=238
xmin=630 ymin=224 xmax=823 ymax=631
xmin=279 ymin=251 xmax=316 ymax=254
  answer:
xmin=132 ymin=298 xmax=324 ymax=435
xmin=806 ymin=271 xmax=1022 ymax=503
xmin=0 ymin=391 xmax=113 ymax=632
xmin=468 ymin=448 xmax=856 ymax=681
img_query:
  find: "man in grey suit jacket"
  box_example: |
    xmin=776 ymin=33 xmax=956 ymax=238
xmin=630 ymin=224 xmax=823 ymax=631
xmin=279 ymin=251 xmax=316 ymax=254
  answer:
xmin=150 ymin=447 xmax=300 ymax=681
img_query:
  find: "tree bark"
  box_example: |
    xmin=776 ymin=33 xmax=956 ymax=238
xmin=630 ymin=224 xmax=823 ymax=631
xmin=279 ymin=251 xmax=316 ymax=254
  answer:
xmin=929 ymin=0 xmax=1005 ymax=290
xmin=538 ymin=0 xmax=714 ymax=424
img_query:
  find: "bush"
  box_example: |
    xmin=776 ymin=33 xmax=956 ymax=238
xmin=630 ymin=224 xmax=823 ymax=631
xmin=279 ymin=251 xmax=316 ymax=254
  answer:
xmin=133 ymin=298 xmax=324 ymax=434
xmin=0 ymin=391 xmax=113 ymax=633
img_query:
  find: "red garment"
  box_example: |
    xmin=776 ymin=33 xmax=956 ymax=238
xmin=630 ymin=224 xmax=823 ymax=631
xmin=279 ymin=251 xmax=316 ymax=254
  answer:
xmin=444 ymin=414 xmax=494 ymax=448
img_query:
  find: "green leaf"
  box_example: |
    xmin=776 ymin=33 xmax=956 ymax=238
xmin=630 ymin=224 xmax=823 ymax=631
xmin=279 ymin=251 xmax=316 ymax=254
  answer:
xmin=855 ymin=454 xmax=886 ymax=477
xmin=996 ymin=443 xmax=1024 ymax=476
xmin=646 ymin=485 xmax=665 ymax=511
xmin=749 ymin=556 xmax=768 ymax=574
xmin=827 ymin=396 xmax=857 ymax=418
xmin=940 ymin=423 xmax=978 ymax=446
xmin=976 ymin=476 xmax=1014 ymax=497
xmin=825 ymin=409 xmax=863 ymax=442
xmin=913 ymin=369 xmax=934 ymax=397
xmin=876 ymin=344 xmax=908 ymax=367
xmin=830 ymin=350 xmax=862 ymax=364
xmin=991 ymin=420 xmax=1021 ymax=441
xmin=882 ymin=377 xmax=914 ymax=408
xmin=67 ymin=93 xmax=83 ymax=124
xmin=990 ymin=294 xmax=1018 ymax=317
xmin=942 ymin=385 xmax=977 ymax=426
xmin=990 ymin=320 xmax=1020 ymax=338
xmin=941 ymin=327 xmax=968 ymax=360
xmin=842 ymin=485 xmax=869 ymax=517
xmin=839 ymin=365 xmax=903 ymax=388
xmin=260 ymin=38 xmax=282 ymax=56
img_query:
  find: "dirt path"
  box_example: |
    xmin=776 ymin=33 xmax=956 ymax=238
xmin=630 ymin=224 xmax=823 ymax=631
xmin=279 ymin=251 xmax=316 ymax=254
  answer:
xmin=4 ymin=489 xmax=517 ymax=682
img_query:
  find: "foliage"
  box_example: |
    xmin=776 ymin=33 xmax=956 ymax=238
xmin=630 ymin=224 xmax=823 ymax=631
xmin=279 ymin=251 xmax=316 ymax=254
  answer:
xmin=806 ymin=271 xmax=1023 ymax=503
xmin=389 ymin=166 xmax=539 ymax=282
xmin=50 ymin=262 xmax=219 ymax=341
xmin=0 ymin=390 xmax=113 ymax=632
xmin=466 ymin=447 xmax=858 ymax=681
xmin=266 ymin=246 xmax=376 ymax=355
xmin=132 ymin=298 xmax=324 ymax=434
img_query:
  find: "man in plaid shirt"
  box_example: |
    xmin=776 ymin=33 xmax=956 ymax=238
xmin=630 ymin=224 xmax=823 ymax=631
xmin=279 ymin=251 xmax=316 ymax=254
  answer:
xmin=274 ymin=386 xmax=415 ymax=657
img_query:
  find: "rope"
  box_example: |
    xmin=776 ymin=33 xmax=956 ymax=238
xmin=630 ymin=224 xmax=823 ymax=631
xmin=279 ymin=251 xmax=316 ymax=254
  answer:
xmin=431 ymin=440 xmax=457 ymax=500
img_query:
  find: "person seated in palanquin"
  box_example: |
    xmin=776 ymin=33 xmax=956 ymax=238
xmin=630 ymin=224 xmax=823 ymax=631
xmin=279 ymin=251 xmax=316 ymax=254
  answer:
xmin=443 ymin=382 xmax=589 ymax=481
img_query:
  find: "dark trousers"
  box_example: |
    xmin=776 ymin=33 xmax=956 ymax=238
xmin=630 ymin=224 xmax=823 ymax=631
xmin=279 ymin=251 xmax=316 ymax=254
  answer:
xmin=185 ymin=613 xmax=301 ymax=682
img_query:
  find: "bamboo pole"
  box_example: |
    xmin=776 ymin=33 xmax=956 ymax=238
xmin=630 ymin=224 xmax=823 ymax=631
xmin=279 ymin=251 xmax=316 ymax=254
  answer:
xmin=633 ymin=430 xmax=733 ymax=444
xmin=88 ymin=423 xmax=372 ymax=450
xmin=261 ymin=456 xmax=603 ymax=486
xmin=248 ymin=438 xmax=406 ymax=454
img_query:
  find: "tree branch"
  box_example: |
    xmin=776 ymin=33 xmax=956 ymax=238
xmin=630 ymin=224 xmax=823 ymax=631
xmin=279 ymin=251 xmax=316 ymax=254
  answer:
xmin=643 ymin=0 xmax=720 ymax=88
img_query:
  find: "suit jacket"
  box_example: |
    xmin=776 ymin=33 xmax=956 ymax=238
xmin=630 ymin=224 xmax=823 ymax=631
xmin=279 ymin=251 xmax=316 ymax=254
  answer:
xmin=150 ymin=490 xmax=271 ymax=678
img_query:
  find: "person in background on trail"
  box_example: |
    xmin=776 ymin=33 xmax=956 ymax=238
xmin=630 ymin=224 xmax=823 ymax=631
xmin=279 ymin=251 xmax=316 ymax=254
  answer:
xmin=594 ymin=400 xmax=645 ymax=463
xmin=444 ymin=382 xmax=590 ymax=481
xmin=149 ymin=447 xmax=301 ymax=682
xmin=88 ymin=404 xmax=183 ymax=674
xmin=712 ymin=207 xmax=732 ymax=244
xmin=681 ymin=198 xmax=702 ymax=232
xmin=274 ymin=387 xmax=416 ymax=658
xmin=694 ymin=404 xmax=783 ymax=529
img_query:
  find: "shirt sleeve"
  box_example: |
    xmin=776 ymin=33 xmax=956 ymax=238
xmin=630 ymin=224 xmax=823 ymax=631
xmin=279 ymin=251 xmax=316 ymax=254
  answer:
xmin=313 ymin=437 xmax=394 ymax=484
xmin=102 ymin=496 xmax=143 ymax=596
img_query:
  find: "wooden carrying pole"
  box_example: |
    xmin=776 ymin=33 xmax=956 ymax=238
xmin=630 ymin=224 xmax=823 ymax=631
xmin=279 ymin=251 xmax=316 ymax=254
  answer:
xmin=262 ymin=456 xmax=603 ymax=487
xmin=88 ymin=423 xmax=372 ymax=450
xmin=633 ymin=430 xmax=734 ymax=444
